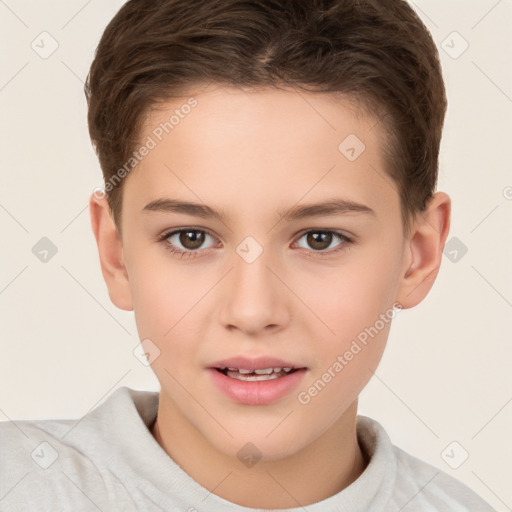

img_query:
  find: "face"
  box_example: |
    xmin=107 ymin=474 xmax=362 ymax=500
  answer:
xmin=114 ymin=85 xmax=411 ymax=461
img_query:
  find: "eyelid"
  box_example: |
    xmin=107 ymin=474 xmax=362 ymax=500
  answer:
xmin=294 ymin=227 xmax=354 ymax=242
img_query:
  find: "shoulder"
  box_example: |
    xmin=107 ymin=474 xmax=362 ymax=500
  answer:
xmin=393 ymin=445 xmax=495 ymax=511
xmin=357 ymin=415 xmax=497 ymax=512
xmin=0 ymin=417 xmax=124 ymax=511
xmin=0 ymin=414 xmax=82 ymax=472
xmin=0 ymin=387 xmax=155 ymax=511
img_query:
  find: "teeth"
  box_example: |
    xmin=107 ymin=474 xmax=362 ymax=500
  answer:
xmin=217 ymin=366 xmax=297 ymax=376
xmin=227 ymin=371 xmax=283 ymax=381
xmin=222 ymin=367 xmax=297 ymax=381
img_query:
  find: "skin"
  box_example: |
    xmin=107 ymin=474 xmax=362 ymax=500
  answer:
xmin=89 ymin=84 xmax=450 ymax=509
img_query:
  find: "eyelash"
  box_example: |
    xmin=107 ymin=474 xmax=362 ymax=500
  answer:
xmin=156 ymin=227 xmax=354 ymax=260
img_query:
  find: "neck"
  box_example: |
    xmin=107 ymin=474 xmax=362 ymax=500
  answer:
xmin=150 ymin=398 xmax=367 ymax=509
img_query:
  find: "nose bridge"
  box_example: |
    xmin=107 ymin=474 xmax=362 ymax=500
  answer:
xmin=233 ymin=243 xmax=273 ymax=292
xmin=219 ymin=239 xmax=288 ymax=333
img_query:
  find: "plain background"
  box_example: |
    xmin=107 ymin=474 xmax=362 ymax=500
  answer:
xmin=0 ymin=0 xmax=511 ymax=509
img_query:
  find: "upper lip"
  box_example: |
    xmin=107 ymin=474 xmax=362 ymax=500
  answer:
xmin=208 ymin=356 xmax=307 ymax=370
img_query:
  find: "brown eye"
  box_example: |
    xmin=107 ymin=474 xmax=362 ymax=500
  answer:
xmin=296 ymin=230 xmax=350 ymax=254
xmin=162 ymin=228 xmax=217 ymax=255
xmin=178 ymin=230 xmax=205 ymax=250
xmin=306 ymin=231 xmax=333 ymax=251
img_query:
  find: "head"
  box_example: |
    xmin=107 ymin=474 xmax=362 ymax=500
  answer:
xmin=87 ymin=0 xmax=450 ymax=461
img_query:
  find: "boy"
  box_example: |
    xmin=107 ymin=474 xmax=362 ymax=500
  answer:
xmin=0 ymin=0 xmax=498 ymax=510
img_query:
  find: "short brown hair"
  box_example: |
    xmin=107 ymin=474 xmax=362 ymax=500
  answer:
xmin=85 ymin=0 xmax=447 ymax=235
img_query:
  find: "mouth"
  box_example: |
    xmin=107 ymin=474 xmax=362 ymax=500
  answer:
xmin=208 ymin=356 xmax=307 ymax=381
xmin=207 ymin=356 xmax=308 ymax=405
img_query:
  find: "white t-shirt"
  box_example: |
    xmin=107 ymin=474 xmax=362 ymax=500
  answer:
xmin=0 ymin=386 xmax=496 ymax=511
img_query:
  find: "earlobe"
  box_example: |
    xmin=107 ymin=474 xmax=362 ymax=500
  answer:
xmin=396 ymin=192 xmax=451 ymax=309
xmin=89 ymin=193 xmax=133 ymax=311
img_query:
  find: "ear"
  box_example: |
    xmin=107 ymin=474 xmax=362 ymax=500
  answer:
xmin=89 ymin=192 xmax=133 ymax=311
xmin=396 ymin=191 xmax=451 ymax=309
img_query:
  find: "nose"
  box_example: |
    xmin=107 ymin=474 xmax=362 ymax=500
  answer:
xmin=218 ymin=247 xmax=290 ymax=336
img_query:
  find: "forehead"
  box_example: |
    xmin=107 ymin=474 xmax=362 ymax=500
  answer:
xmin=123 ymin=85 xmax=398 ymax=226
xmin=144 ymin=84 xmax=379 ymax=148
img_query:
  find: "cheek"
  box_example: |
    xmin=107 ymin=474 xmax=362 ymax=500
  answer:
xmin=296 ymin=246 xmax=400 ymax=393
xmin=309 ymin=254 xmax=399 ymax=344
xmin=296 ymin=262 xmax=398 ymax=415
xmin=129 ymin=257 xmax=205 ymax=354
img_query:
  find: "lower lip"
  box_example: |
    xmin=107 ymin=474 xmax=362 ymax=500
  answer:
xmin=207 ymin=368 xmax=307 ymax=405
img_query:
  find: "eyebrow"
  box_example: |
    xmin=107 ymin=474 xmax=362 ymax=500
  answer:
xmin=142 ymin=197 xmax=375 ymax=222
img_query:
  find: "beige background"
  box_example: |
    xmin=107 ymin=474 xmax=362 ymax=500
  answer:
xmin=0 ymin=0 xmax=511 ymax=509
